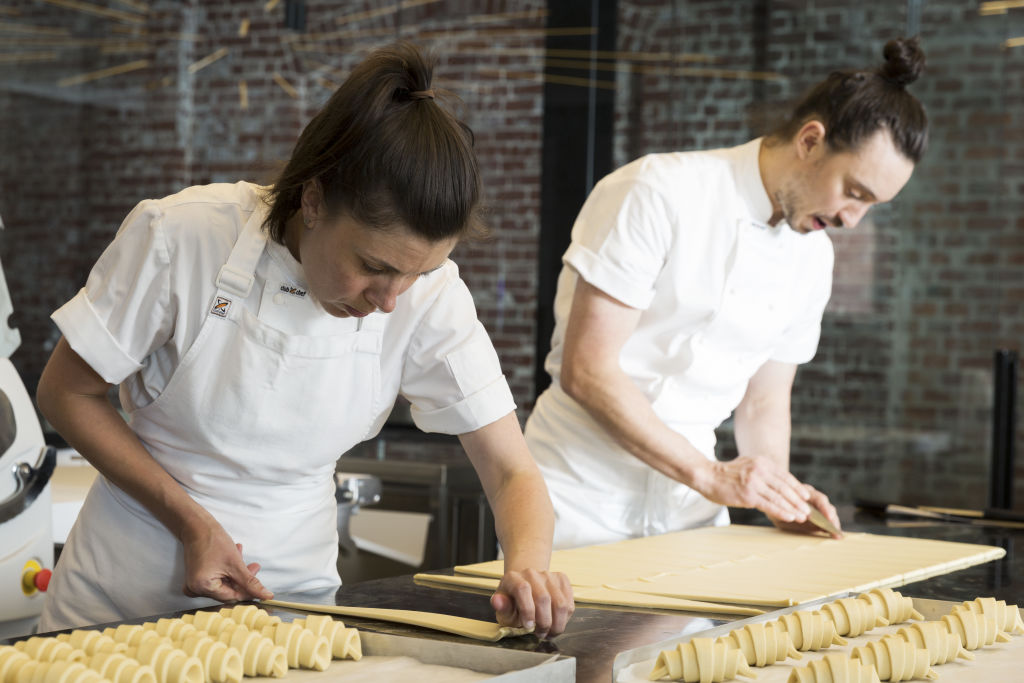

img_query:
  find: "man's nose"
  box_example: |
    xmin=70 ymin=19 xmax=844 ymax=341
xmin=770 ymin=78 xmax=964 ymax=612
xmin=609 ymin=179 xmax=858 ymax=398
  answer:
xmin=838 ymin=204 xmax=869 ymax=229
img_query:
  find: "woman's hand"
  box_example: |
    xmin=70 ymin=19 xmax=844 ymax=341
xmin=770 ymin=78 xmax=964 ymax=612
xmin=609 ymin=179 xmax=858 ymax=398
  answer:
xmin=181 ymin=520 xmax=274 ymax=602
xmin=490 ymin=568 xmax=574 ymax=639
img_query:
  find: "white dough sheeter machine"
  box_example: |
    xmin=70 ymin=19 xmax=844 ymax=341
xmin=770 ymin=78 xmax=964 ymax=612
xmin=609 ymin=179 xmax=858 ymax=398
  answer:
xmin=0 ymin=212 xmax=55 ymax=638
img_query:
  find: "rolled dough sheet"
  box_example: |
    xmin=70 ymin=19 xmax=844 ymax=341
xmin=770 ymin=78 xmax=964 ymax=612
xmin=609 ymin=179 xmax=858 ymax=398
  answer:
xmin=455 ymin=526 xmax=1006 ymax=608
xmin=412 ymin=573 xmax=765 ymax=616
xmin=262 ymin=600 xmax=532 ymax=641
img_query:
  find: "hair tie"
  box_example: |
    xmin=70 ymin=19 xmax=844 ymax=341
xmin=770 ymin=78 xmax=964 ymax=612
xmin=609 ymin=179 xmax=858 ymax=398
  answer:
xmin=409 ymin=89 xmax=434 ymax=101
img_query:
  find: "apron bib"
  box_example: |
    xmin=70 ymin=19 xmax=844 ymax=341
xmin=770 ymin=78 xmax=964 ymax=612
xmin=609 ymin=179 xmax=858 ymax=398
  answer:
xmin=42 ymin=207 xmax=384 ymax=630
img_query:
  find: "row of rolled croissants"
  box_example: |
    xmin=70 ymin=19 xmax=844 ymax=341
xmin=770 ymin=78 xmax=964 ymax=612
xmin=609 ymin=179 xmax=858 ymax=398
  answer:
xmin=649 ymin=590 xmax=1024 ymax=683
xmin=0 ymin=604 xmax=360 ymax=683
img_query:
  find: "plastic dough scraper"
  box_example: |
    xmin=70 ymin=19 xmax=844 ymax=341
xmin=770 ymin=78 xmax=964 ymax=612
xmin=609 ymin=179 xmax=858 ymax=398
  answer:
xmin=808 ymin=508 xmax=843 ymax=537
xmin=261 ymin=599 xmax=534 ymax=641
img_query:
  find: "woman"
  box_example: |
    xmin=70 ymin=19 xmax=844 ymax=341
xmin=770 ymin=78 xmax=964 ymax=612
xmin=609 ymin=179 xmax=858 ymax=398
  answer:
xmin=37 ymin=42 xmax=573 ymax=637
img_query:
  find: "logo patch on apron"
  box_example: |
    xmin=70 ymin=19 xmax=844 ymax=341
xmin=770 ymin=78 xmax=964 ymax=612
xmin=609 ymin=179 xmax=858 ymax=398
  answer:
xmin=210 ymin=296 xmax=232 ymax=318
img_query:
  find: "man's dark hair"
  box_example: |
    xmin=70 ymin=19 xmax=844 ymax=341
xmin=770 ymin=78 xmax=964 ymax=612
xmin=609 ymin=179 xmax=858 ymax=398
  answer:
xmin=768 ymin=37 xmax=928 ymax=163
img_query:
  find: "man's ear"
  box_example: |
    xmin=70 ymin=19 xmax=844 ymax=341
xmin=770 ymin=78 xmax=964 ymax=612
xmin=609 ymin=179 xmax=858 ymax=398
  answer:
xmin=794 ymin=120 xmax=827 ymax=160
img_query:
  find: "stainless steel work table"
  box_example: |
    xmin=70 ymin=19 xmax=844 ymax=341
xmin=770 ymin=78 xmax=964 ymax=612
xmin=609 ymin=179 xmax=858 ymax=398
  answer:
xmin=8 ymin=509 xmax=1022 ymax=682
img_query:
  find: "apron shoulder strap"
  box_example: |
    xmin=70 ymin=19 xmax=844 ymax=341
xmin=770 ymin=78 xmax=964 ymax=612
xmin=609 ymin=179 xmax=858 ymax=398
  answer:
xmin=216 ymin=204 xmax=269 ymax=297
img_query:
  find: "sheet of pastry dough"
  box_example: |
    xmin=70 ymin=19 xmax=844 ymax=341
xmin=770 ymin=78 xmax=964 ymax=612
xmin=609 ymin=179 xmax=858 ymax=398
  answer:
xmin=455 ymin=526 xmax=1004 ymax=609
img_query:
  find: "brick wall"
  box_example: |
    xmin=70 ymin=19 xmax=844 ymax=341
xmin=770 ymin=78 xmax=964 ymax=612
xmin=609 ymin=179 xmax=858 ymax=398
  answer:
xmin=0 ymin=0 xmax=545 ymax=412
xmin=3 ymin=1 xmax=1022 ymax=512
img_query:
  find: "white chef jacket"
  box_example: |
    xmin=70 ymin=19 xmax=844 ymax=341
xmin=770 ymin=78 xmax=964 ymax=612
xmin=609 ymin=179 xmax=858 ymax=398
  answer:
xmin=54 ymin=182 xmax=514 ymax=434
xmin=41 ymin=181 xmax=515 ymax=629
xmin=525 ymin=138 xmax=834 ymax=550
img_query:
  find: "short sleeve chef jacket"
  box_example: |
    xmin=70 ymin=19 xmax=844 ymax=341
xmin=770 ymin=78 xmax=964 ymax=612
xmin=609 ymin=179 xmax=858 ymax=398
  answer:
xmin=546 ymin=138 xmax=833 ymax=446
xmin=53 ymin=181 xmax=515 ymax=438
xmin=526 ymin=138 xmax=833 ymax=548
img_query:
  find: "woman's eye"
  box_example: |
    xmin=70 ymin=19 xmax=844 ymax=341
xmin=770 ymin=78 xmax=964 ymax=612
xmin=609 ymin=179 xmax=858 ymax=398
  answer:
xmin=362 ymin=262 xmax=385 ymax=275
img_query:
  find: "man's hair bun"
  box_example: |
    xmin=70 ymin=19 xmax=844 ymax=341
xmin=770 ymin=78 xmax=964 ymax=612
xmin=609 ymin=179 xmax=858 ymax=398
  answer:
xmin=878 ymin=36 xmax=925 ymax=88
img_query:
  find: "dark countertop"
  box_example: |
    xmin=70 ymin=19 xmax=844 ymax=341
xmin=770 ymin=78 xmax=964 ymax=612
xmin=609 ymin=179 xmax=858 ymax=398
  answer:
xmin=9 ymin=508 xmax=1022 ymax=682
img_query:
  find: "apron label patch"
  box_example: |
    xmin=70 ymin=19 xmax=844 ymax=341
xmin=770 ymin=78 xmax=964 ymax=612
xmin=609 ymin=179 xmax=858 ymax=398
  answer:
xmin=279 ymin=284 xmax=308 ymax=298
xmin=210 ymin=296 xmax=232 ymax=318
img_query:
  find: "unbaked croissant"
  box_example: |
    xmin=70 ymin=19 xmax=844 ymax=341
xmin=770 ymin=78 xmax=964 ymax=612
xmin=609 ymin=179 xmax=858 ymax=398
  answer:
xmin=87 ymin=651 xmax=156 ymax=683
xmin=13 ymin=638 xmax=85 ymax=664
xmin=142 ymin=621 xmax=198 ymax=644
xmin=787 ymin=653 xmax=882 ymax=683
xmin=0 ymin=646 xmax=33 ymax=683
xmin=940 ymin=610 xmax=1011 ymax=650
xmin=856 ymin=589 xmax=924 ymax=626
xmin=56 ymin=632 xmax=125 ymax=656
xmin=648 ymin=637 xmax=755 ymax=682
xmin=213 ymin=626 xmax=286 ymax=678
xmin=216 ymin=607 xmax=280 ymax=632
xmin=101 ymin=627 xmax=159 ymax=649
xmin=12 ymin=659 xmax=105 ymax=683
xmin=775 ymin=611 xmax=847 ymax=651
xmin=125 ymin=639 xmax=203 ymax=683
xmin=895 ymin=622 xmax=973 ymax=665
xmin=952 ymin=597 xmax=1024 ymax=636
xmin=850 ymin=635 xmax=937 ymax=681
xmin=291 ymin=617 xmax=361 ymax=661
xmin=172 ymin=636 xmax=242 ymax=683
xmin=722 ymin=621 xmax=801 ymax=667
xmin=257 ymin=624 xmax=330 ymax=671
xmin=820 ymin=599 xmax=887 ymax=638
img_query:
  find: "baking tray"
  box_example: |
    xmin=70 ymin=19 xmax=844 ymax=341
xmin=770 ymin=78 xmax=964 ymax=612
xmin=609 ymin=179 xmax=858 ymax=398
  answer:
xmin=292 ymin=630 xmax=573 ymax=682
xmin=2 ymin=627 xmax=574 ymax=682
xmin=613 ymin=597 xmax=1024 ymax=682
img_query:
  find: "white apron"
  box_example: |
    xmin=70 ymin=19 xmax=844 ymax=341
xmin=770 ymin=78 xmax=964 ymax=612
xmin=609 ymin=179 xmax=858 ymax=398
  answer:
xmin=41 ymin=208 xmax=385 ymax=630
xmin=525 ymin=384 xmax=728 ymax=551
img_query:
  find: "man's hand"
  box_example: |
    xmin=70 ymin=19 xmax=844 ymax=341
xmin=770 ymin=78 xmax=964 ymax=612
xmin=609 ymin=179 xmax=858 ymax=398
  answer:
xmin=491 ymin=568 xmax=574 ymax=639
xmin=693 ymin=456 xmax=813 ymax=523
xmin=182 ymin=522 xmax=274 ymax=602
xmin=769 ymin=484 xmax=843 ymax=539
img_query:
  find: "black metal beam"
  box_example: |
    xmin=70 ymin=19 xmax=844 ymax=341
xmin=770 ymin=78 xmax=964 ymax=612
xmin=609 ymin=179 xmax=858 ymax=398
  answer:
xmin=534 ymin=0 xmax=617 ymax=400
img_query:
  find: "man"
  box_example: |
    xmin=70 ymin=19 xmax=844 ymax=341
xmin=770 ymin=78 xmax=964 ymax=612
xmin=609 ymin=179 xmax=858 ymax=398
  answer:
xmin=526 ymin=37 xmax=928 ymax=550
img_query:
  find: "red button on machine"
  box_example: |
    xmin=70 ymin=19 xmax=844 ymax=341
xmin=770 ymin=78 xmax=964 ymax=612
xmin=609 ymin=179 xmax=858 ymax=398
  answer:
xmin=21 ymin=560 xmax=51 ymax=595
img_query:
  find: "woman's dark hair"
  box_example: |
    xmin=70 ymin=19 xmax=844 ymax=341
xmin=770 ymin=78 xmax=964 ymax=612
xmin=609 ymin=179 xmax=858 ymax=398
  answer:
xmin=767 ymin=36 xmax=928 ymax=163
xmin=263 ymin=41 xmax=483 ymax=243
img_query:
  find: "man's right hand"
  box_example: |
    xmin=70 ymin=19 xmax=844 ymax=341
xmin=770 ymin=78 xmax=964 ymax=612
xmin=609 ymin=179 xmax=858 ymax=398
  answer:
xmin=692 ymin=456 xmax=812 ymax=523
xmin=181 ymin=521 xmax=274 ymax=602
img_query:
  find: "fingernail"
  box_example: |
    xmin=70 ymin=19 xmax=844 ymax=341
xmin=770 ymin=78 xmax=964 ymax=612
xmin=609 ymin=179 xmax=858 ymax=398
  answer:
xmin=525 ymin=621 xmax=536 ymax=631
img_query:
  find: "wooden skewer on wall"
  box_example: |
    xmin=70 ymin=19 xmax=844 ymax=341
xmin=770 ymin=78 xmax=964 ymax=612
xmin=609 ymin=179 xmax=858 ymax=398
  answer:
xmin=239 ymin=80 xmax=249 ymax=109
xmin=979 ymin=0 xmax=1024 ymax=14
xmin=273 ymin=72 xmax=299 ymax=98
xmin=1005 ymin=36 xmax=1024 ymax=47
xmin=238 ymin=19 xmax=250 ymax=37
xmin=57 ymin=58 xmax=149 ymax=87
xmin=467 ymin=9 xmax=548 ymax=24
xmin=0 ymin=51 xmax=58 ymax=64
xmin=39 ymin=0 xmax=145 ymax=24
xmin=187 ymin=47 xmax=228 ymax=74
xmin=111 ymin=0 xmax=149 ymax=13
xmin=265 ymin=0 xmax=281 ymax=12
xmin=0 ymin=20 xmax=70 ymax=36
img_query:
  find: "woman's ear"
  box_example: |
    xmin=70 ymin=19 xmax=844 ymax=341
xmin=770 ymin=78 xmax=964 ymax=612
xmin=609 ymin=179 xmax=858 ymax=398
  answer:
xmin=300 ymin=179 xmax=325 ymax=228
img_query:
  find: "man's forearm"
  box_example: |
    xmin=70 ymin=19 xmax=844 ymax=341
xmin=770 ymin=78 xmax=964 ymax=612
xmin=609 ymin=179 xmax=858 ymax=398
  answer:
xmin=561 ymin=363 xmax=709 ymax=487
